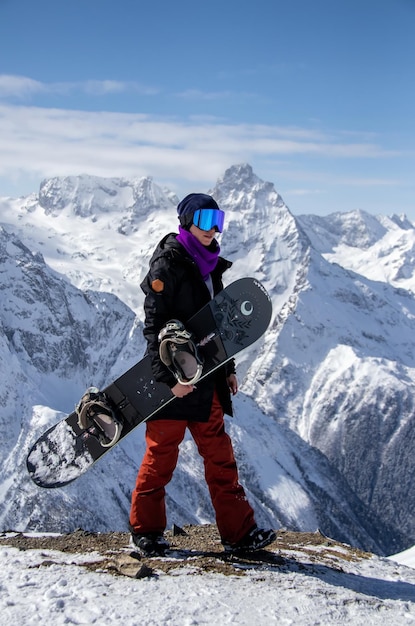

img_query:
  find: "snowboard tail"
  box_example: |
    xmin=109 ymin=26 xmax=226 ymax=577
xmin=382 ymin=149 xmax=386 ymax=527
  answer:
xmin=26 ymin=278 xmax=272 ymax=488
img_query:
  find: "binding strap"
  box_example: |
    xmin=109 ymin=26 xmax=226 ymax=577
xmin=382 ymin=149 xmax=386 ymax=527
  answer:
xmin=158 ymin=320 xmax=203 ymax=385
xmin=75 ymin=387 xmax=123 ymax=448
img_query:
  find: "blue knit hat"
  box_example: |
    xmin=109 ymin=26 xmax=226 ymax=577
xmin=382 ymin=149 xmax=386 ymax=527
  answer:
xmin=177 ymin=193 xmax=220 ymax=230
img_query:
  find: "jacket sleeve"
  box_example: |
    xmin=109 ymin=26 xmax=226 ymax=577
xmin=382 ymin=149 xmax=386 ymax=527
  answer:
xmin=225 ymin=359 xmax=236 ymax=376
xmin=140 ymin=256 xmax=179 ymax=388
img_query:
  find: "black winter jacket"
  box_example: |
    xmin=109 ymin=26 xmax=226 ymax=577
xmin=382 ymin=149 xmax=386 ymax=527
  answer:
xmin=140 ymin=233 xmax=235 ymax=421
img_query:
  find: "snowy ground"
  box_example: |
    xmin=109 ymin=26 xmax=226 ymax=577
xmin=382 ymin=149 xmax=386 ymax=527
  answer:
xmin=1 ymin=530 xmax=415 ymax=625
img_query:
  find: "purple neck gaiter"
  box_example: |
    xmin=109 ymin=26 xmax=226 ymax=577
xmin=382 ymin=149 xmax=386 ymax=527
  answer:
xmin=176 ymin=226 xmax=220 ymax=280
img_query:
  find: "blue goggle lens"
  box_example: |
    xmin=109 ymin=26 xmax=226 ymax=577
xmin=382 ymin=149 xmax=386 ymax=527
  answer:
xmin=193 ymin=208 xmax=225 ymax=233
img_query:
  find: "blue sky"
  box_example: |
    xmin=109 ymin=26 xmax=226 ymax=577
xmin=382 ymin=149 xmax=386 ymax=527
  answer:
xmin=0 ymin=0 xmax=414 ymax=217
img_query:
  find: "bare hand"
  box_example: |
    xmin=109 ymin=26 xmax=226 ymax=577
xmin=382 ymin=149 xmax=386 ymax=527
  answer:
xmin=171 ymin=382 xmax=195 ymax=398
xmin=227 ymin=374 xmax=238 ymax=395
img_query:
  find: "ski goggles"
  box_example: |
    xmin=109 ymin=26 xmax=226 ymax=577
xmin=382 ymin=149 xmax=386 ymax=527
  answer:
xmin=193 ymin=208 xmax=225 ymax=233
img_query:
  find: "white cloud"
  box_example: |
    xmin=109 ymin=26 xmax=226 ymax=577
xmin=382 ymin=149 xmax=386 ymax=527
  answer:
xmin=0 ymin=75 xmax=45 ymax=98
xmin=0 ymin=74 xmax=159 ymax=99
xmin=0 ymin=102 xmax=405 ymax=199
xmin=287 ymin=188 xmax=325 ymax=196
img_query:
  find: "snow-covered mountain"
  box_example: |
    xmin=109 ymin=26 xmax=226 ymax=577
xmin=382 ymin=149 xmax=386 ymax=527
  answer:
xmin=1 ymin=163 xmax=414 ymax=556
xmin=298 ymin=209 xmax=415 ymax=293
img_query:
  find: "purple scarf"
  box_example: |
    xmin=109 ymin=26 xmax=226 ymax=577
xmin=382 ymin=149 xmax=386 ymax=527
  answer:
xmin=176 ymin=226 xmax=220 ymax=280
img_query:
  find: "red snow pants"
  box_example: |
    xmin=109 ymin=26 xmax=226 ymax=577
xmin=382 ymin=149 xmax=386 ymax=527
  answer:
xmin=129 ymin=391 xmax=256 ymax=545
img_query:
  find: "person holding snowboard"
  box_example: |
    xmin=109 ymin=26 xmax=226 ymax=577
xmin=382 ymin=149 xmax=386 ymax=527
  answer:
xmin=129 ymin=193 xmax=276 ymax=556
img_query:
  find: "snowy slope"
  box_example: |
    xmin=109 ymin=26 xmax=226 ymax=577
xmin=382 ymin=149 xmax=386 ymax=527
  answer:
xmin=393 ymin=544 xmax=415 ymax=569
xmin=1 ymin=536 xmax=415 ymax=625
xmin=1 ymin=164 xmax=415 ymax=558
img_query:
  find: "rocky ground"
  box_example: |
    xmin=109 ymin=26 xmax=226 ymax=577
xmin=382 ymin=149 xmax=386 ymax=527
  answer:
xmin=0 ymin=525 xmax=372 ymax=579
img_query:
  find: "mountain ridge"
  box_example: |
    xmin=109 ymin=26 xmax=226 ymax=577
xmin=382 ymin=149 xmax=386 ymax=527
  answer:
xmin=1 ymin=163 xmax=414 ymax=555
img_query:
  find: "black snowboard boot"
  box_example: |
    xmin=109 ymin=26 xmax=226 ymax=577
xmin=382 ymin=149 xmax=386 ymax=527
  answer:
xmin=130 ymin=532 xmax=170 ymax=556
xmin=222 ymin=526 xmax=276 ymax=554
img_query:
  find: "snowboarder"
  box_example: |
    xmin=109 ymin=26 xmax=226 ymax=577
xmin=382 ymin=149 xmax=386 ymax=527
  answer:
xmin=129 ymin=193 xmax=276 ymax=556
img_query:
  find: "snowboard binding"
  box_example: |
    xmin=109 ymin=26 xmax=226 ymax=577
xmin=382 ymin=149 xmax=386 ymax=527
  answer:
xmin=158 ymin=320 xmax=203 ymax=385
xmin=75 ymin=387 xmax=123 ymax=448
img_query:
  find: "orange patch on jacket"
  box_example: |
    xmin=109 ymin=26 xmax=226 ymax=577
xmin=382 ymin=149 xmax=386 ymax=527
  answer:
xmin=151 ymin=279 xmax=165 ymax=292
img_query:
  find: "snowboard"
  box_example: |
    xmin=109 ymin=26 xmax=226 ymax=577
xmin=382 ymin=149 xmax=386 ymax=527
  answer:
xmin=26 ymin=278 xmax=272 ymax=488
